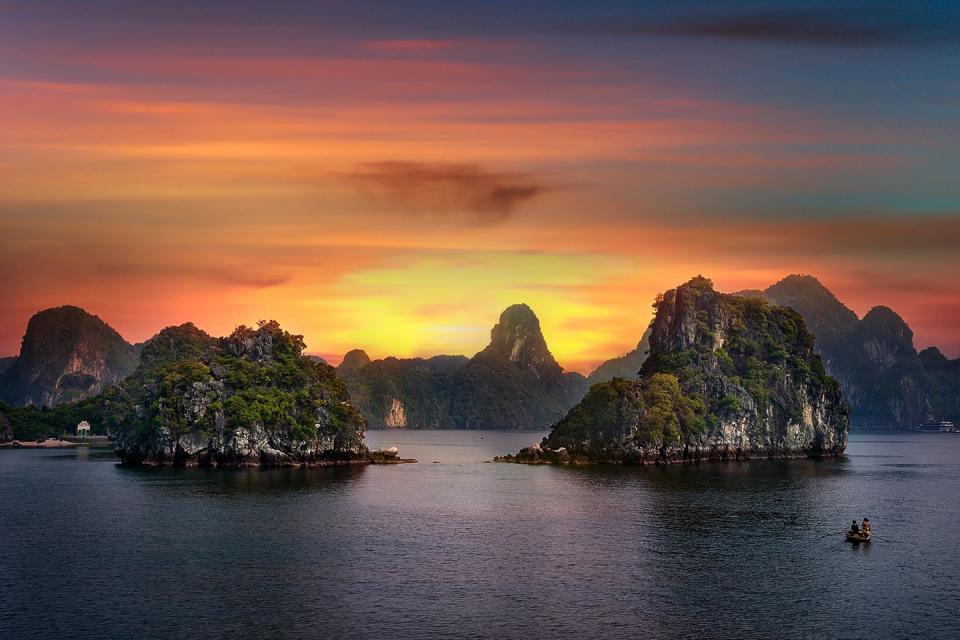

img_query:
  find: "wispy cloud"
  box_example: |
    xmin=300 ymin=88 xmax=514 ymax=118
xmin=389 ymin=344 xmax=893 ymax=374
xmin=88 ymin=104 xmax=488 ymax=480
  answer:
xmin=345 ymin=161 xmax=545 ymax=225
xmin=575 ymin=9 xmax=960 ymax=47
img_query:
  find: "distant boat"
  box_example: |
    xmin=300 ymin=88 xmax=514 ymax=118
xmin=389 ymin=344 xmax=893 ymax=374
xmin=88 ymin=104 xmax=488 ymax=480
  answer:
xmin=917 ymin=419 xmax=957 ymax=433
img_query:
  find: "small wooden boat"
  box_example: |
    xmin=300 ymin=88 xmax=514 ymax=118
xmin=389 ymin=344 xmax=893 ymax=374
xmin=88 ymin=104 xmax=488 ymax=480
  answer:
xmin=846 ymin=531 xmax=871 ymax=543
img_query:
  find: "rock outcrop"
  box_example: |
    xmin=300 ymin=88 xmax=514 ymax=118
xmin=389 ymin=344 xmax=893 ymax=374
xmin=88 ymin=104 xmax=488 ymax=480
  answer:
xmin=106 ymin=321 xmax=372 ymax=467
xmin=499 ymin=277 xmax=848 ymax=465
xmin=384 ymin=398 xmax=407 ymax=428
xmin=0 ymin=306 xmax=139 ymax=408
xmin=338 ymin=305 xmax=587 ymax=429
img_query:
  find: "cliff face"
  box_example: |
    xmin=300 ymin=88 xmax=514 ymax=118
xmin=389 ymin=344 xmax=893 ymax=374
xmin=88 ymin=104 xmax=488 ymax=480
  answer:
xmin=107 ymin=321 xmax=368 ymax=467
xmin=339 ymin=305 xmax=587 ymax=429
xmin=761 ymin=275 xmax=944 ymax=429
xmin=823 ymin=307 xmax=931 ymax=429
xmin=0 ymin=306 xmax=139 ymax=408
xmin=503 ymin=277 xmax=848 ymax=464
xmin=920 ymin=347 xmax=960 ymax=422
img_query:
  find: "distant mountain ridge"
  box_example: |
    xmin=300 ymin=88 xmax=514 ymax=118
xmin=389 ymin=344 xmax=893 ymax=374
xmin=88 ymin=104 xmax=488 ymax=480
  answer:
xmin=585 ymin=327 xmax=651 ymax=385
xmin=338 ymin=304 xmax=587 ymax=429
xmin=0 ymin=306 xmax=140 ymax=408
xmin=745 ymin=274 xmax=958 ymax=429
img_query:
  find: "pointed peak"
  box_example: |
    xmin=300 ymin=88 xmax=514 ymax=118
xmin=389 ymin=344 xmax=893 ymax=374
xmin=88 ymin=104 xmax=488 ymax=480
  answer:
xmin=25 ymin=305 xmax=122 ymax=338
xmin=476 ymin=303 xmax=561 ymax=376
xmin=338 ymin=349 xmax=372 ymax=373
xmin=861 ymin=305 xmax=909 ymax=331
xmin=771 ymin=273 xmax=829 ymax=290
xmin=32 ymin=305 xmax=98 ymax=319
xmin=765 ymin=275 xmax=850 ymax=308
xmin=497 ymin=303 xmax=539 ymax=327
xmin=919 ymin=346 xmax=948 ymax=366
xmin=862 ymin=305 xmax=901 ymax=322
xmin=859 ymin=306 xmax=913 ymax=344
xmin=763 ymin=274 xmax=858 ymax=337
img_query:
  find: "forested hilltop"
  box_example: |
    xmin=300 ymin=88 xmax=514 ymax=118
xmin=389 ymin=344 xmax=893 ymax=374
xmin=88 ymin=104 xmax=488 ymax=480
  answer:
xmin=103 ymin=320 xmax=374 ymax=466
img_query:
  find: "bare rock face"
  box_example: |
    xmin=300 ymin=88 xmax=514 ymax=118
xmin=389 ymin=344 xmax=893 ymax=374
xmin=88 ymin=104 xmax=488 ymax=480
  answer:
xmin=500 ymin=277 xmax=848 ymax=465
xmin=107 ymin=321 xmax=369 ymax=467
xmin=384 ymin=398 xmax=407 ymax=428
xmin=0 ymin=306 xmax=139 ymax=408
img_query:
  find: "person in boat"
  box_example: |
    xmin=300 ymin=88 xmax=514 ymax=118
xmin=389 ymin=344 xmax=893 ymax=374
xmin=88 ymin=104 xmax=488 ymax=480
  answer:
xmin=850 ymin=519 xmax=860 ymax=534
xmin=861 ymin=518 xmax=871 ymax=534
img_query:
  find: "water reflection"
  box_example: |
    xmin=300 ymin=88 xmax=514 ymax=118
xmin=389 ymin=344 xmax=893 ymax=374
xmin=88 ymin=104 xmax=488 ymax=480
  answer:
xmin=113 ymin=462 xmax=369 ymax=495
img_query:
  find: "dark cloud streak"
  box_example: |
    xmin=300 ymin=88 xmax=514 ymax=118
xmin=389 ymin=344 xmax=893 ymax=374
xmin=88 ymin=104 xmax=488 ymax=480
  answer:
xmin=574 ymin=9 xmax=960 ymax=47
xmin=346 ymin=161 xmax=544 ymax=225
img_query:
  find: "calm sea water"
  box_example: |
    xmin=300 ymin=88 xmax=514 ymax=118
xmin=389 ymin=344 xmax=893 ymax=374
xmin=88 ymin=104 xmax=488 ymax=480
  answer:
xmin=2 ymin=432 xmax=958 ymax=640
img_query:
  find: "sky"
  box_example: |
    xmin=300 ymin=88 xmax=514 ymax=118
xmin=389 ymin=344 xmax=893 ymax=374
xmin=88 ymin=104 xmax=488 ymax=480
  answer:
xmin=1 ymin=0 xmax=959 ymax=372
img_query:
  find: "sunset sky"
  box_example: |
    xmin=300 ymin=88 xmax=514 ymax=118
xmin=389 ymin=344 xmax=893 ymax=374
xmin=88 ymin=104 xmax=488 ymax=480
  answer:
xmin=2 ymin=1 xmax=959 ymax=372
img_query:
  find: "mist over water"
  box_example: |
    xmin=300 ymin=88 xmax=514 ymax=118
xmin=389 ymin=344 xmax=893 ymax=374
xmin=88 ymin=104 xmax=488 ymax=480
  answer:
xmin=2 ymin=432 xmax=958 ymax=639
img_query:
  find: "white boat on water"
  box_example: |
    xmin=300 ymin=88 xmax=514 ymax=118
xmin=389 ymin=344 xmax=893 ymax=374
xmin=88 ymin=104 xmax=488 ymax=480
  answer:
xmin=917 ymin=419 xmax=957 ymax=433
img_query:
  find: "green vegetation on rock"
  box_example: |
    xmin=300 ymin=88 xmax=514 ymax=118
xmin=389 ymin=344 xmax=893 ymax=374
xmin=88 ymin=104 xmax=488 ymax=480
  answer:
xmin=102 ymin=320 xmax=367 ymax=467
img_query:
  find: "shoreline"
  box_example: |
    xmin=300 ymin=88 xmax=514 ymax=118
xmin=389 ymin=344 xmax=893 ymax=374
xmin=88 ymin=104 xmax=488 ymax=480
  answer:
xmin=495 ymin=447 xmax=847 ymax=466
xmin=1 ymin=439 xmax=83 ymax=449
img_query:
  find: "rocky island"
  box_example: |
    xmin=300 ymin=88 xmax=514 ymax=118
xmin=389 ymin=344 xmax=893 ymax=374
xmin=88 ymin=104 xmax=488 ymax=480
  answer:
xmin=498 ymin=276 xmax=848 ymax=465
xmin=102 ymin=320 xmax=406 ymax=467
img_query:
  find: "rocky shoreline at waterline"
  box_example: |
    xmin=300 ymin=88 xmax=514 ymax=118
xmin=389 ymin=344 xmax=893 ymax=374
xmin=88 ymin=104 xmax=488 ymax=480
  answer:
xmin=494 ymin=442 xmax=843 ymax=466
